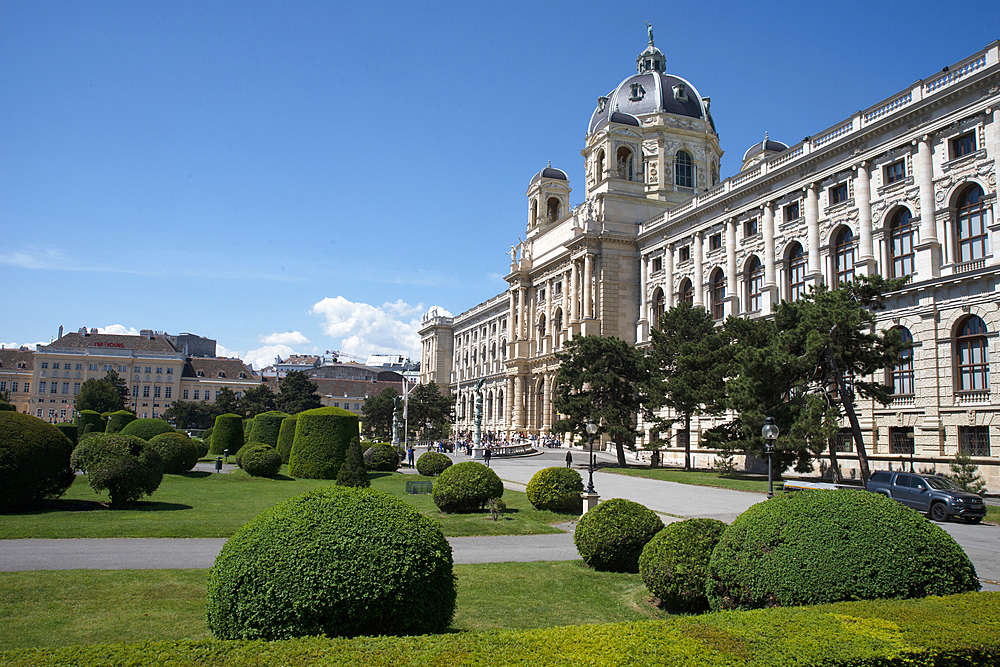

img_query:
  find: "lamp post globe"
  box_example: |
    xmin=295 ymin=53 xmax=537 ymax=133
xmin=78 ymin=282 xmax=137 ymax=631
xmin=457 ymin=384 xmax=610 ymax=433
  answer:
xmin=761 ymin=417 xmax=779 ymax=499
xmin=585 ymin=419 xmax=598 ymax=494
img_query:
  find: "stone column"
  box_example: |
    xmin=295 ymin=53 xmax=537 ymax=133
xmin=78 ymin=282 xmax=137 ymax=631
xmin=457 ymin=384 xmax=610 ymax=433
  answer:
xmin=545 ymin=278 xmax=553 ymax=354
xmin=664 ymin=244 xmax=674 ymax=308
xmin=570 ymin=261 xmax=579 ymax=323
xmin=506 ymin=376 xmax=515 ymax=432
xmin=763 ymin=203 xmax=776 ymax=285
xmin=638 ymin=254 xmax=649 ymax=342
xmin=518 ymin=286 xmax=527 ymax=339
xmin=806 ymin=184 xmax=822 ymax=285
xmin=583 ymin=254 xmax=594 ymax=319
xmin=855 ymin=162 xmax=874 ymax=274
xmin=693 ymin=231 xmax=704 ymax=307
xmin=542 ymin=374 xmax=552 ymax=432
xmin=726 ymin=219 xmax=737 ymax=316
xmin=512 ymin=375 xmax=524 ymax=430
xmin=507 ymin=290 xmax=516 ymax=342
xmin=915 ymin=135 xmax=941 ymax=277
xmin=527 ymin=287 xmax=536 ymax=351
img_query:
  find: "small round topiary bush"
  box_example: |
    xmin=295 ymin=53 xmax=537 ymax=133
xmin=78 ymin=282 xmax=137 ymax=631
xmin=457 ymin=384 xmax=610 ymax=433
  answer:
xmin=76 ymin=410 xmax=103 ymax=436
xmin=210 ymin=414 xmax=243 ymax=456
xmin=205 ymin=486 xmax=456 ymax=639
xmin=105 ymin=410 xmax=136 ymax=434
xmin=639 ymin=518 xmax=728 ymax=613
xmin=120 ymin=418 xmax=174 ymax=441
xmin=364 ymin=443 xmax=400 ymax=472
xmin=70 ymin=434 xmax=164 ymax=509
xmin=432 ymin=461 xmax=504 ymax=513
xmin=416 ymin=451 xmax=452 ymax=477
xmin=55 ymin=423 xmax=78 ymax=447
xmin=526 ymin=466 xmax=584 ymax=513
xmin=148 ymin=432 xmax=200 ymax=474
xmin=275 ymin=415 xmax=297 ymax=463
xmin=288 ymin=407 xmax=357 ymax=479
xmin=194 ymin=438 xmax=210 ymax=458
xmin=241 ymin=445 xmax=282 ymax=478
xmin=0 ymin=412 xmax=76 ymax=510
xmin=706 ymin=490 xmax=981 ymax=611
xmin=202 ymin=426 xmax=213 ymax=448
xmin=574 ymin=498 xmax=664 ymax=573
xmin=248 ymin=411 xmax=288 ymax=447
xmin=0 ymin=401 xmax=15 ymax=411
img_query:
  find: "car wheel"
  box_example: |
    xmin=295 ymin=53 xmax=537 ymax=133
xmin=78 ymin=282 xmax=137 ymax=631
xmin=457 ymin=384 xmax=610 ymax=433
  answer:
xmin=929 ymin=502 xmax=948 ymax=522
xmin=965 ymin=517 xmax=983 ymax=524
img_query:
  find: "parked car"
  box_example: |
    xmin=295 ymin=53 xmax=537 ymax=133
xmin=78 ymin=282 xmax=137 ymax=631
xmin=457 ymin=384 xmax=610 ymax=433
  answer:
xmin=865 ymin=470 xmax=986 ymax=523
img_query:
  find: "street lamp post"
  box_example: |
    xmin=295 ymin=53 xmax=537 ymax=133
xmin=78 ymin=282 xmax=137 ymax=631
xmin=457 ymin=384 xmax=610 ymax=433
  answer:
xmin=761 ymin=417 xmax=779 ymax=499
xmin=585 ymin=418 xmax=599 ymax=494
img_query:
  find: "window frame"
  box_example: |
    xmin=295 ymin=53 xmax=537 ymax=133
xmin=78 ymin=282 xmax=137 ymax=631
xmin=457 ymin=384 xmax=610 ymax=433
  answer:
xmin=746 ymin=256 xmax=764 ymax=313
xmin=888 ymin=208 xmax=914 ymax=278
xmin=787 ymin=243 xmax=807 ymax=301
xmin=956 ymin=315 xmax=989 ymax=393
xmin=950 ymin=132 xmax=976 ymax=160
xmin=888 ymin=326 xmax=914 ymax=396
xmin=884 ymin=160 xmax=906 ymax=184
xmin=675 ymin=150 xmax=693 ymax=188
xmin=956 ymin=185 xmax=988 ymax=264
xmin=829 ymin=182 xmax=849 ymax=205
xmin=710 ymin=271 xmax=726 ymax=321
xmin=834 ymin=228 xmax=856 ymax=285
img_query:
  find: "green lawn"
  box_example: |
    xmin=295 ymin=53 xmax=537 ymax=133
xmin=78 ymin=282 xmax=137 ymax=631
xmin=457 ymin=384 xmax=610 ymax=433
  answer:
xmin=606 ymin=466 xmax=780 ymax=494
xmin=0 ymin=469 xmax=571 ymax=539
xmin=0 ymin=561 xmax=664 ymax=650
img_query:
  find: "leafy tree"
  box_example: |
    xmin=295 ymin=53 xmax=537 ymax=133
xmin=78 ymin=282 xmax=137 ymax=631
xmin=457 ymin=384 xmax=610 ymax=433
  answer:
xmin=406 ymin=382 xmax=453 ymax=438
xmin=103 ymin=369 xmax=130 ymax=408
xmin=213 ymin=387 xmax=240 ymax=416
xmin=644 ymin=302 xmax=728 ymax=470
xmin=75 ymin=377 xmax=124 ymax=414
xmin=238 ymin=384 xmax=277 ymax=417
xmin=552 ymin=335 xmax=647 ymax=467
xmin=162 ymin=400 xmax=216 ymax=429
xmin=362 ymin=387 xmax=398 ymax=440
xmin=275 ymin=371 xmax=322 ymax=414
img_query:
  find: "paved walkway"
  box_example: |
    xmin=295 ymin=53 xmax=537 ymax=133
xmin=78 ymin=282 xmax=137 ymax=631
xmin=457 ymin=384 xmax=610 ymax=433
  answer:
xmin=2 ymin=449 xmax=997 ymax=591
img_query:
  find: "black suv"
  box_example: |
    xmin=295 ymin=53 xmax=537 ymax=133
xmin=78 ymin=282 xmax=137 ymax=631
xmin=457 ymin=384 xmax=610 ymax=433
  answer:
xmin=866 ymin=470 xmax=987 ymax=523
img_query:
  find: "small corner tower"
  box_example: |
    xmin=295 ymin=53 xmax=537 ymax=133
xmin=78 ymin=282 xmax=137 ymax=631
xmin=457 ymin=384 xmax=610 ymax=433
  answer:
xmin=526 ymin=161 xmax=571 ymax=231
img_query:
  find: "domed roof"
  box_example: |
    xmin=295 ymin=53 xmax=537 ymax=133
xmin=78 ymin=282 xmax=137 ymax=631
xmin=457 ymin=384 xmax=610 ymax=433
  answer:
xmin=742 ymin=132 xmax=789 ymax=161
xmin=588 ymin=28 xmax=713 ymax=135
xmin=529 ymin=161 xmax=568 ymax=185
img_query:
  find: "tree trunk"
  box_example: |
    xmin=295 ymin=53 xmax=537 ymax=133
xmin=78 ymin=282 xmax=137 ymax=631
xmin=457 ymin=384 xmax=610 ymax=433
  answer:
xmin=683 ymin=414 xmax=692 ymax=471
xmin=827 ymin=350 xmax=871 ymax=485
xmin=614 ymin=438 xmax=627 ymax=467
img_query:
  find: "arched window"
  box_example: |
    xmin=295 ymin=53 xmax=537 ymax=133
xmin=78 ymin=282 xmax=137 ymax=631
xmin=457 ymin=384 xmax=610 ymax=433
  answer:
xmin=746 ymin=256 xmax=763 ymax=313
xmin=678 ymin=278 xmax=693 ymax=304
xmin=616 ymin=147 xmax=633 ymax=180
xmin=710 ymin=270 xmax=726 ymax=320
xmin=500 ymin=339 xmax=507 ymax=360
xmin=497 ymin=390 xmax=504 ymax=420
xmin=956 ymin=185 xmax=987 ymax=264
xmin=787 ymin=242 xmax=807 ymax=301
xmin=546 ymin=197 xmax=560 ymax=222
xmin=835 ymin=228 xmax=855 ymax=285
xmin=553 ymin=308 xmax=563 ymax=333
xmin=596 ymin=150 xmax=605 ymax=182
xmin=651 ymin=287 xmax=665 ymax=329
xmin=538 ymin=314 xmax=546 ymax=338
xmin=889 ymin=208 xmax=914 ymax=278
xmin=888 ymin=327 xmax=914 ymax=395
xmin=675 ymin=150 xmax=693 ymax=188
xmin=956 ymin=315 xmax=989 ymax=392
xmin=530 ymin=199 xmax=538 ymax=227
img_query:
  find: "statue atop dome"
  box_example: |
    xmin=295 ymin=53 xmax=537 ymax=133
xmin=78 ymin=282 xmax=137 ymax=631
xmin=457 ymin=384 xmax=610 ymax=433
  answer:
xmin=646 ymin=21 xmax=654 ymax=46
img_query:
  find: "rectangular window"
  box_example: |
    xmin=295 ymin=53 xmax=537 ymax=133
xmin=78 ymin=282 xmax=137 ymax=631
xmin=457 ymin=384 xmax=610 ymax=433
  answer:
xmin=652 ymin=256 xmax=663 ymax=273
xmin=52 ymin=363 xmax=60 ymax=370
xmin=959 ymin=426 xmax=990 ymax=457
xmin=143 ymin=386 xmax=150 ymax=398
xmin=156 ymin=367 xmax=163 ymax=375
xmin=0 ymin=381 xmax=5 ymax=392
xmin=75 ymin=363 xmax=82 ymax=370
xmin=182 ymin=389 xmax=189 ymax=399
xmin=354 ymin=404 xmax=360 ymax=410
xmin=88 ymin=364 xmax=98 ymax=371
xmin=709 ymin=233 xmax=722 ymax=251
xmin=145 ymin=367 xmax=152 ymax=374
xmin=951 ymin=132 xmax=976 ymax=160
xmin=39 ymin=381 xmax=46 ymax=393
xmin=11 ymin=382 xmax=17 ymax=393
xmin=166 ymin=368 xmax=173 ymax=375
xmin=165 ymin=386 xmax=172 ymax=399
xmin=74 ymin=383 xmax=81 ymax=395
xmin=103 ymin=364 xmax=112 ymax=372
xmin=828 ymin=428 xmax=854 ymax=453
xmin=60 ymin=410 xmax=66 ymax=419
xmin=884 ymin=160 xmax=905 ymax=184
xmin=215 ymin=391 xmax=220 ymax=399
xmin=193 ymin=390 xmax=200 ymax=400
xmin=334 ymin=402 xmax=340 ymax=408
xmin=154 ymin=386 xmax=161 ymax=398
xmin=784 ymin=201 xmax=800 ymax=222
xmin=829 ymin=182 xmax=848 ymax=205
xmin=679 ymin=245 xmax=690 ymax=262
xmin=50 ymin=383 xmax=58 ymax=394
xmin=62 ymin=382 xmax=69 ymax=394
xmin=118 ymin=365 xmax=126 ymax=373
xmin=132 ymin=385 xmax=138 ymax=396
xmin=23 ymin=382 xmax=29 ymax=393
xmin=889 ymin=427 xmax=914 ymax=454
xmin=36 ymin=409 xmax=42 ymax=417
xmin=40 ymin=363 xmax=48 ymax=369
xmin=554 ymin=282 xmax=562 ymax=296
xmin=743 ymin=218 xmax=758 ymax=237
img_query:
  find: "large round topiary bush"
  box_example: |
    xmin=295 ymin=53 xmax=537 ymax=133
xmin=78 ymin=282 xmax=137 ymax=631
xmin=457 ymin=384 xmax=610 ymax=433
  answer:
xmin=706 ymin=490 xmax=981 ymax=611
xmin=526 ymin=466 xmax=584 ymax=513
xmin=574 ymin=498 xmax=664 ymax=573
xmin=205 ymin=486 xmax=456 ymax=639
xmin=639 ymin=518 xmax=728 ymax=613
xmin=288 ymin=407 xmax=358 ymax=479
xmin=76 ymin=410 xmax=103 ymax=436
xmin=70 ymin=434 xmax=164 ymax=509
xmin=432 ymin=461 xmax=503 ymax=513
xmin=363 ymin=443 xmax=400 ymax=472
xmin=148 ymin=432 xmax=200 ymax=474
xmin=248 ymin=411 xmax=288 ymax=447
xmin=241 ymin=444 xmax=282 ymax=478
xmin=416 ymin=451 xmax=452 ymax=477
xmin=105 ymin=410 xmax=136 ymax=434
xmin=0 ymin=412 xmax=76 ymax=510
xmin=275 ymin=415 xmax=297 ymax=463
xmin=120 ymin=418 xmax=174 ymax=441
xmin=210 ymin=414 xmax=243 ymax=455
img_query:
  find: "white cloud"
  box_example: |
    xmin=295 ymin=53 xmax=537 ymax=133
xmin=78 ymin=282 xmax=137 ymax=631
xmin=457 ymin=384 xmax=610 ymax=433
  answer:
xmin=97 ymin=324 xmax=141 ymax=336
xmin=311 ymin=297 xmax=444 ymax=361
xmin=259 ymin=331 xmax=311 ymax=346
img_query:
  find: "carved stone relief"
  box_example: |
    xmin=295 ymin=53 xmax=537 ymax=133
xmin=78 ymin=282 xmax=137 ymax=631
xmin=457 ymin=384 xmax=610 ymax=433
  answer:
xmin=648 ymin=161 xmax=658 ymax=184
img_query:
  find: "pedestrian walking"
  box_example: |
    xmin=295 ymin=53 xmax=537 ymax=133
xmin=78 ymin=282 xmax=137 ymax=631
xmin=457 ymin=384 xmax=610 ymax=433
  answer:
xmin=565 ymin=450 xmax=573 ymax=468
xmin=483 ymin=446 xmax=492 ymax=468
xmin=407 ymin=445 xmax=415 ymax=468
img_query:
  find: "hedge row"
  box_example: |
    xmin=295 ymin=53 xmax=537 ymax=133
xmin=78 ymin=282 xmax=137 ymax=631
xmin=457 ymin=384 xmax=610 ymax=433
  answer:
xmin=3 ymin=592 xmax=998 ymax=666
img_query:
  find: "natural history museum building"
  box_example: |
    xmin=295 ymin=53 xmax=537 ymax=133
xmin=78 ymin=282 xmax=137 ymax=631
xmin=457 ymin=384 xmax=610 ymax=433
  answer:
xmin=419 ymin=34 xmax=1000 ymax=486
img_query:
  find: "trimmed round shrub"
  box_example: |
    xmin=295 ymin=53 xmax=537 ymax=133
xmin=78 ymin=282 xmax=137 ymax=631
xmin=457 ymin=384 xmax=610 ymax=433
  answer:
xmin=363 ymin=443 xmax=400 ymax=472
xmin=241 ymin=445 xmax=282 ymax=478
xmin=336 ymin=437 xmax=369 ymax=488
xmin=706 ymin=490 xmax=981 ymax=611
xmin=275 ymin=416 xmax=297 ymax=463
xmin=574 ymin=498 xmax=664 ymax=573
xmin=0 ymin=401 xmax=15 ymax=411
xmin=194 ymin=438 xmax=210 ymax=458
xmin=0 ymin=412 xmax=76 ymax=510
xmin=432 ymin=461 xmax=503 ymax=513
xmin=210 ymin=414 xmax=243 ymax=455
xmin=206 ymin=486 xmax=456 ymax=639
xmin=288 ymin=407 xmax=358 ymax=479
xmin=120 ymin=418 xmax=174 ymax=441
xmin=248 ymin=411 xmax=287 ymax=447
xmin=202 ymin=427 xmax=213 ymax=448
xmin=639 ymin=518 xmax=728 ymax=613
xmin=148 ymin=432 xmax=200 ymax=474
xmin=77 ymin=410 xmax=103 ymax=435
xmin=55 ymin=423 xmax=78 ymax=447
xmin=526 ymin=466 xmax=584 ymax=513
xmin=416 ymin=451 xmax=452 ymax=477
xmin=105 ymin=410 xmax=136 ymax=434
xmin=70 ymin=434 xmax=164 ymax=509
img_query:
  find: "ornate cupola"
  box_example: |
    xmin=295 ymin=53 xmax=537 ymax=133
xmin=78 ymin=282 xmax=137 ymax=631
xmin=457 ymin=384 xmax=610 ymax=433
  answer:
xmin=526 ymin=161 xmax=571 ymax=231
xmin=636 ymin=22 xmax=666 ymax=73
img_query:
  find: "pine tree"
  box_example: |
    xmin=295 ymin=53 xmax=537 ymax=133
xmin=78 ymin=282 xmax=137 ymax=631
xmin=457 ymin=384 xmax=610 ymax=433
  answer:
xmin=949 ymin=450 xmax=986 ymax=494
xmin=336 ymin=437 xmax=369 ymax=488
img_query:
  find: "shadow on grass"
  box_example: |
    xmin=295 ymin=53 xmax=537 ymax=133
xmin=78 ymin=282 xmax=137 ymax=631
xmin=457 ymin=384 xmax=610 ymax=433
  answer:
xmin=2 ymin=498 xmax=193 ymax=514
xmin=178 ymin=471 xmax=213 ymax=479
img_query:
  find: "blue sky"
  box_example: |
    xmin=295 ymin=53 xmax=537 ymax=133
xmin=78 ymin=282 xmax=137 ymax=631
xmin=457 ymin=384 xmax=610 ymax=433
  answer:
xmin=2 ymin=1 xmax=995 ymax=369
